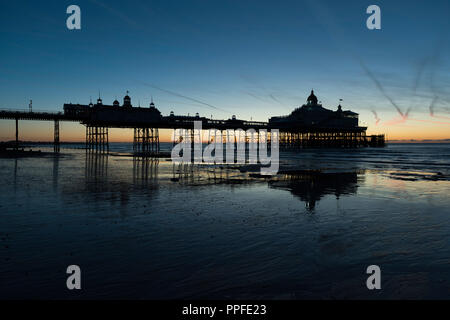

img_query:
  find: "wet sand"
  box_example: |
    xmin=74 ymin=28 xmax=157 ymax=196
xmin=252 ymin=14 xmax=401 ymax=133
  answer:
xmin=1 ymin=143 xmax=450 ymax=299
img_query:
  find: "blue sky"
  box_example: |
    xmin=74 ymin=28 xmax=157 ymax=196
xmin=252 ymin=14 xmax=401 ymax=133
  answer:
xmin=1 ymin=0 xmax=449 ymax=140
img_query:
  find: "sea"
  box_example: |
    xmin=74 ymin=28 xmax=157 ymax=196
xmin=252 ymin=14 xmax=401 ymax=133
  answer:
xmin=1 ymin=142 xmax=449 ymax=299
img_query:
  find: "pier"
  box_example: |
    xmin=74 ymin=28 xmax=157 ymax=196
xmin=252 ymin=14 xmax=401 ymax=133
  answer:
xmin=0 ymin=90 xmax=385 ymax=154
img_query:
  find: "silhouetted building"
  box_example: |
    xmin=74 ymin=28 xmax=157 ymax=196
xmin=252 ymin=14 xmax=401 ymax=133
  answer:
xmin=269 ymin=90 xmax=360 ymax=129
xmin=63 ymin=92 xmax=162 ymax=125
xmin=268 ymin=90 xmax=384 ymax=147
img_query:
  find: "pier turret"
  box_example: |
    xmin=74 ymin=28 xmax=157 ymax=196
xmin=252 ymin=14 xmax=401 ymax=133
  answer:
xmin=307 ymin=90 xmax=318 ymax=106
xmin=149 ymin=97 xmax=156 ymax=109
xmin=123 ymin=91 xmax=132 ymax=107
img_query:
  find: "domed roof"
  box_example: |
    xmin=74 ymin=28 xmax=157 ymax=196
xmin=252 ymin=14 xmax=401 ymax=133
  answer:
xmin=307 ymin=90 xmax=318 ymax=105
xmin=113 ymin=99 xmax=120 ymax=106
xmin=123 ymin=91 xmax=132 ymax=106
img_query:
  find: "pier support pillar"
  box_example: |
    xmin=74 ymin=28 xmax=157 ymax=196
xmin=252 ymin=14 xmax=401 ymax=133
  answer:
xmin=85 ymin=125 xmax=109 ymax=152
xmin=54 ymin=120 xmax=60 ymax=153
xmin=279 ymin=129 xmax=372 ymax=150
xmin=15 ymin=118 xmax=18 ymax=150
xmin=133 ymin=127 xmax=159 ymax=155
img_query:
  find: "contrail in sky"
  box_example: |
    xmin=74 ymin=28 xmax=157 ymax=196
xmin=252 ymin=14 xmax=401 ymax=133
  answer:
xmin=244 ymin=91 xmax=269 ymax=103
xmin=240 ymin=75 xmax=291 ymax=111
xmin=413 ymin=58 xmax=429 ymax=94
xmin=371 ymin=110 xmax=380 ymax=125
xmin=140 ymin=82 xmax=229 ymax=114
xmin=429 ymin=96 xmax=450 ymax=120
xmin=269 ymin=94 xmax=285 ymax=106
xmin=429 ymin=96 xmax=438 ymax=117
xmin=359 ymin=61 xmax=406 ymax=118
xmin=305 ymin=0 xmax=447 ymax=125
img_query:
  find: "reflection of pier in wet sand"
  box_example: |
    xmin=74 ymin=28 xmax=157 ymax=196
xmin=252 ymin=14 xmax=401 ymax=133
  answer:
xmin=269 ymin=171 xmax=360 ymax=210
xmin=86 ymin=151 xmax=362 ymax=210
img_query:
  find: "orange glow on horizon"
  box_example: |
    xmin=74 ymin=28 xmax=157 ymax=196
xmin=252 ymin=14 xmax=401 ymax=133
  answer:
xmin=1 ymin=118 xmax=449 ymax=143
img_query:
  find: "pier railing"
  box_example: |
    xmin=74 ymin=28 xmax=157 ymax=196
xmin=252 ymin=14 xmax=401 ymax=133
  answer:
xmin=0 ymin=109 xmax=85 ymax=122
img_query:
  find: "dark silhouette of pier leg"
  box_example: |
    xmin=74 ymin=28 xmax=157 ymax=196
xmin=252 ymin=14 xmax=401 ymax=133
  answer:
xmin=369 ymin=134 xmax=385 ymax=147
xmin=85 ymin=125 xmax=109 ymax=152
xmin=15 ymin=118 xmax=18 ymax=150
xmin=54 ymin=120 xmax=60 ymax=153
xmin=155 ymin=128 xmax=160 ymax=153
xmin=133 ymin=127 xmax=159 ymax=156
xmin=278 ymin=129 xmax=376 ymax=150
xmin=133 ymin=128 xmax=138 ymax=152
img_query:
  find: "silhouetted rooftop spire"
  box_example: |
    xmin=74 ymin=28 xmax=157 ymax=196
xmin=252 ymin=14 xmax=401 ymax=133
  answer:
xmin=338 ymin=99 xmax=343 ymax=112
xmin=97 ymin=91 xmax=103 ymax=105
xmin=123 ymin=90 xmax=131 ymax=107
xmin=150 ymin=95 xmax=155 ymax=108
xmin=307 ymin=89 xmax=318 ymax=105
